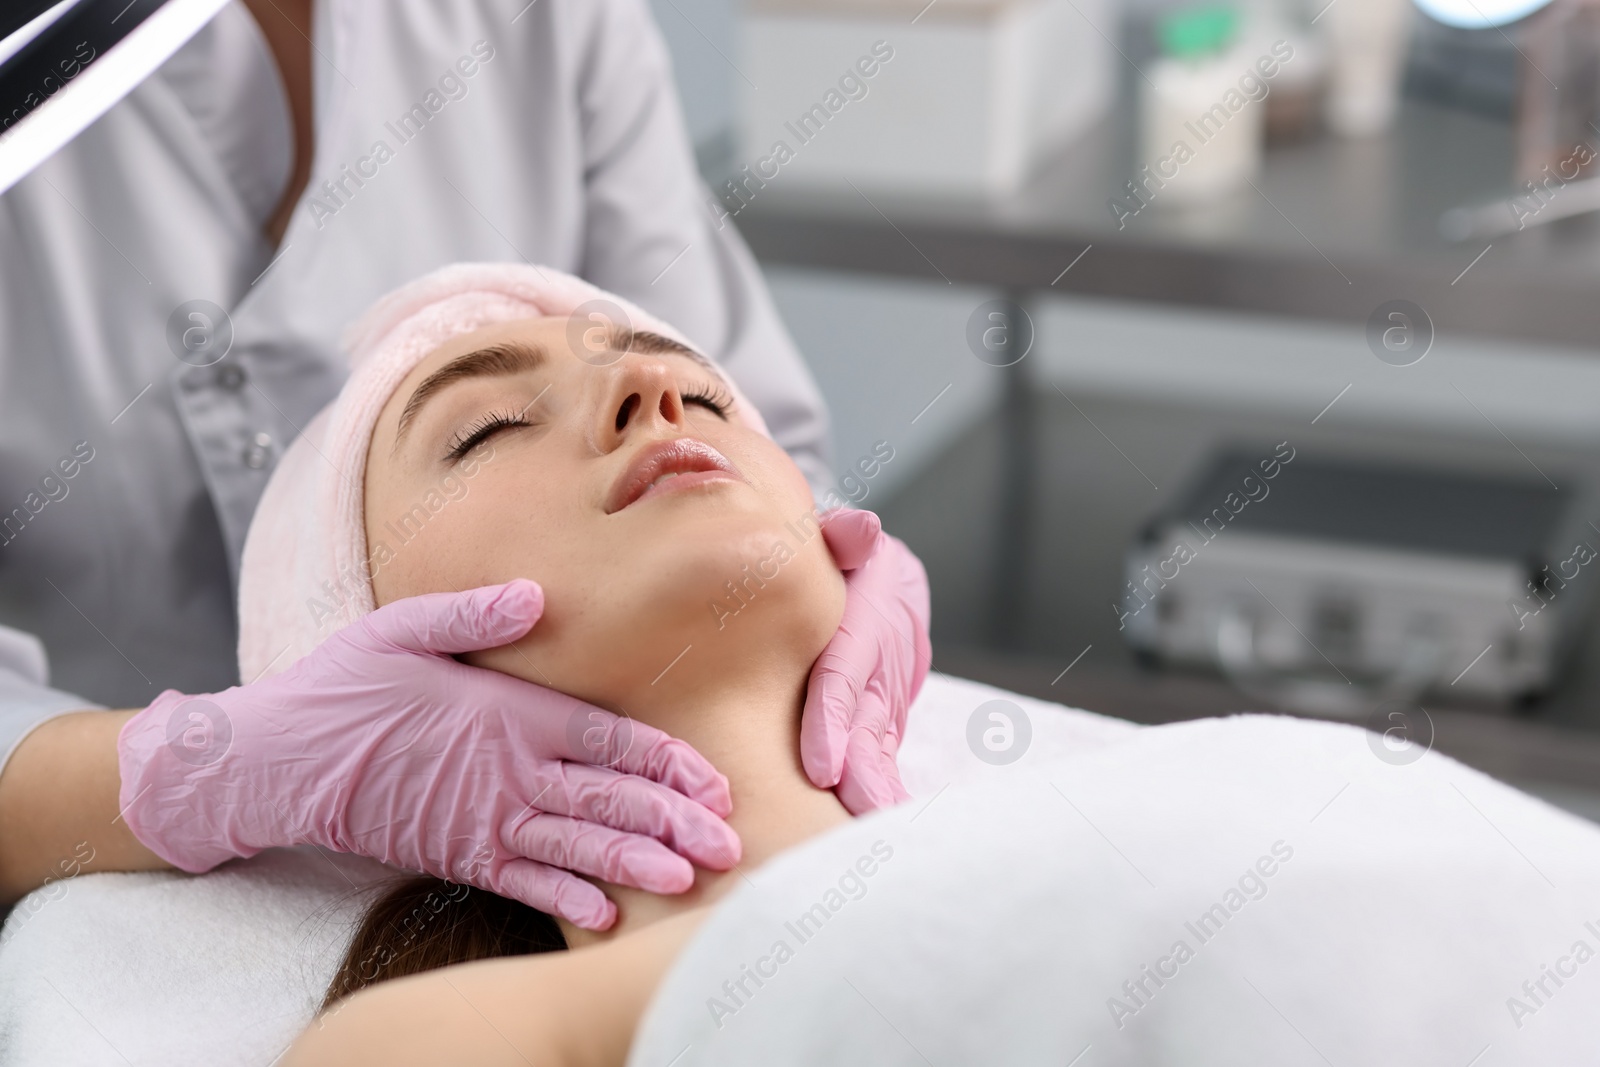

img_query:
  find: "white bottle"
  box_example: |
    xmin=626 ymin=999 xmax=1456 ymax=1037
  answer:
xmin=1322 ymin=0 xmax=1414 ymax=136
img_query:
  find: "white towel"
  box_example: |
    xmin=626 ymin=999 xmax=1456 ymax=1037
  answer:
xmin=0 ymin=846 xmax=393 ymax=1067
xmin=627 ymin=712 xmax=1600 ymax=1066
xmin=0 ymin=673 xmax=1130 ymax=1066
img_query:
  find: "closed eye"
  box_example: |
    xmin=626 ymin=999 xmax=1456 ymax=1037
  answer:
xmin=445 ymin=412 xmax=528 ymax=461
xmin=681 ymin=383 xmax=732 ymax=419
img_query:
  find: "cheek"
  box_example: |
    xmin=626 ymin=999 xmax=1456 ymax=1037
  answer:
xmin=715 ymin=432 xmax=849 ymax=635
xmin=721 ymin=432 xmax=817 ymax=520
xmin=792 ymin=527 xmax=850 ymax=646
xmin=366 ymin=469 xmax=582 ymax=607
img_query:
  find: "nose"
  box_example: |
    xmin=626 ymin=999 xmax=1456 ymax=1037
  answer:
xmin=593 ymin=356 xmax=688 ymax=451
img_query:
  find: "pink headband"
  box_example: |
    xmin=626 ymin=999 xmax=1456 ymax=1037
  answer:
xmin=236 ymin=262 xmax=767 ymax=683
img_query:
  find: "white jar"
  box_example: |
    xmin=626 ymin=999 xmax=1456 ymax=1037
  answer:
xmin=1141 ymin=46 xmax=1268 ymax=204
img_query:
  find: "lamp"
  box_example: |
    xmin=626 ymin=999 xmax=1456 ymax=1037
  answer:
xmin=1411 ymin=0 xmax=1552 ymax=29
xmin=0 ymin=0 xmax=230 ymax=198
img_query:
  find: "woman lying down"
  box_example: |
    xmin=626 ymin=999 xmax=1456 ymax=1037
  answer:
xmin=269 ymin=264 xmax=1600 ymax=1066
xmin=243 ymin=261 xmax=886 ymax=1065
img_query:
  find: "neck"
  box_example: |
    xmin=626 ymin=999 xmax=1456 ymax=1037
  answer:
xmin=243 ymin=0 xmax=315 ymax=245
xmin=559 ymin=665 xmax=849 ymax=947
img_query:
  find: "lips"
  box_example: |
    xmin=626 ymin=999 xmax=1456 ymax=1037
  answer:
xmin=606 ymin=438 xmax=742 ymax=513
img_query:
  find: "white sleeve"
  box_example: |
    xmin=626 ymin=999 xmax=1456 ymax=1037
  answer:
xmin=568 ymin=0 xmax=834 ymax=495
xmin=0 ymin=624 xmax=101 ymax=780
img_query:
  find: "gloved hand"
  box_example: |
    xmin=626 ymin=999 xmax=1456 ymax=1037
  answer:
xmin=117 ymin=580 xmax=739 ymax=930
xmin=802 ymin=509 xmax=933 ymax=814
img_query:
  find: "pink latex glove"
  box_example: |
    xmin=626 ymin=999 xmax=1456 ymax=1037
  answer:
xmin=802 ymin=509 xmax=933 ymax=814
xmin=117 ymin=580 xmax=739 ymax=930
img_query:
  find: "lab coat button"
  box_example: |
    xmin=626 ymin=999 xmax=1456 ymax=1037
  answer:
xmin=243 ymin=432 xmax=273 ymax=469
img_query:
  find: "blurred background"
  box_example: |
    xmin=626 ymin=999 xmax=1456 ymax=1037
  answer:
xmin=650 ymin=0 xmax=1600 ymax=816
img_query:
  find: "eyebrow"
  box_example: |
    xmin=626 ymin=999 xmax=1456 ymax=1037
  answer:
xmin=394 ymin=327 xmax=713 ymax=442
xmin=396 ymin=340 xmax=548 ymax=440
xmin=607 ymin=325 xmax=713 ymax=370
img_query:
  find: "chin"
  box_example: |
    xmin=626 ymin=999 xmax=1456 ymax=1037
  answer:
xmin=500 ymin=540 xmax=842 ymax=711
xmin=640 ymin=505 xmax=807 ymax=600
xmin=604 ymin=501 xmax=841 ymax=660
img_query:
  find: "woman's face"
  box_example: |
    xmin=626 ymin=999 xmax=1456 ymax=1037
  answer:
xmin=363 ymin=316 xmax=845 ymax=710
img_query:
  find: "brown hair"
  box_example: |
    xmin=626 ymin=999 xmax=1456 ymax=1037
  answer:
xmin=323 ymin=875 xmax=567 ymax=1009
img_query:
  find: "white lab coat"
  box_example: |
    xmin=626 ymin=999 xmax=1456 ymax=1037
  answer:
xmin=0 ymin=0 xmax=829 ymax=764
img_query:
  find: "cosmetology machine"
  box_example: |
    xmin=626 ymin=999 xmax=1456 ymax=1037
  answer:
xmin=1121 ymin=448 xmax=1599 ymax=713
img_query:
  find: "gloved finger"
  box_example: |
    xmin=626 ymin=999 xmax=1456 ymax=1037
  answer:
xmin=879 ymin=536 xmax=935 ymax=703
xmin=882 ymin=721 xmax=905 ymax=758
xmin=834 ymin=727 xmax=912 ymax=815
xmin=366 ymin=580 xmax=545 ymax=655
xmin=585 ymin=716 xmax=734 ymax=818
xmin=800 ymin=670 xmax=856 ymax=790
xmin=506 ymin=814 xmax=696 ymax=893
xmin=488 ymin=857 xmax=616 ymax=931
xmin=800 ymin=624 xmax=875 ymax=789
xmin=532 ymin=762 xmax=742 ymax=871
xmin=819 ymin=508 xmax=882 ymax=571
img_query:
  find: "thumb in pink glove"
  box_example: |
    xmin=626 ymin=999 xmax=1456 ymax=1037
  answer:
xmin=117 ymin=580 xmax=741 ymax=930
xmin=800 ymin=509 xmax=933 ymax=814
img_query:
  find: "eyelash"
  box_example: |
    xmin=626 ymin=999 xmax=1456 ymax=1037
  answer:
xmin=681 ymin=383 xmax=733 ymax=419
xmin=442 ymin=383 xmax=732 ymax=461
xmin=445 ymin=411 xmax=528 ymax=461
